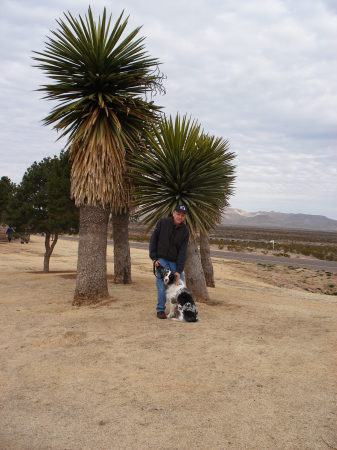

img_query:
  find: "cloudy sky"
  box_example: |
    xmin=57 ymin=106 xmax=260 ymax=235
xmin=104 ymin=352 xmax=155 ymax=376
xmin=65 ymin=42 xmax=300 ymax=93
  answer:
xmin=1 ymin=0 xmax=336 ymax=219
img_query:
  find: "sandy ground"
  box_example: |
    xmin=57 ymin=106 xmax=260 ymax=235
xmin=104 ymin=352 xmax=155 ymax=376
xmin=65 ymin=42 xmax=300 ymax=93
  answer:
xmin=0 ymin=236 xmax=336 ymax=450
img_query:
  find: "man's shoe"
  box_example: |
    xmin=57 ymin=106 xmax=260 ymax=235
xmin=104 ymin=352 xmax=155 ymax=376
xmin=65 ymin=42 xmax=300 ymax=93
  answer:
xmin=157 ymin=311 xmax=167 ymax=319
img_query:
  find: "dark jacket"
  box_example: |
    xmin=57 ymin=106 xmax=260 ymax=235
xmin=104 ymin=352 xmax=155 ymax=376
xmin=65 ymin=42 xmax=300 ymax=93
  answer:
xmin=149 ymin=217 xmax=189 ymax=273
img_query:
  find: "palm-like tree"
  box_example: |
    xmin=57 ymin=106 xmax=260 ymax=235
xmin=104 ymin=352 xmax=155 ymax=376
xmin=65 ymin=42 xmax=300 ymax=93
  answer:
xmin=33 ymin=7 xmax=163 ymax=304
xmin=200 ymin=229 xmax=215 ymax=287
xmin=110 ymin=173 xmax=132 ymax=284
xmin=130 ymin=114 xmax=236 ymax=302
xmin=197 ymin=133 xmax=236 ymax=287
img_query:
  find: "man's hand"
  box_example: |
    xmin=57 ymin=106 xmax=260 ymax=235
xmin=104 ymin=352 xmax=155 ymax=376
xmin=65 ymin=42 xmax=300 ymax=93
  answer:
xmin=175 ymin=272 xmax=181 ymax=285
xmin=154 ymin=259 xmax=161 ymax=267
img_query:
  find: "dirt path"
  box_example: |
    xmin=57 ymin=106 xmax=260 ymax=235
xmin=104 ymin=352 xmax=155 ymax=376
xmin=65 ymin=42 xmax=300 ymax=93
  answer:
xmin=0 ymin=237 xmax=336 ymax=449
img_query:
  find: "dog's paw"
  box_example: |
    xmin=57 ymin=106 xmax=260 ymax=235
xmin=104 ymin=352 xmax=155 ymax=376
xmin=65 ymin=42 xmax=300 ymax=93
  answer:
xmin=167 ymin=313 xmax=174 ymax=319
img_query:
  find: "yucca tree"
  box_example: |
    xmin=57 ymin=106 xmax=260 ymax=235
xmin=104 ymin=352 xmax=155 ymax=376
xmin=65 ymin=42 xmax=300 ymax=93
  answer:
xmin=110 ymin=173 xmax=132 ymax=284
xmin=130 ymin=114 xmax=236 ymax=302
xmin=33 ymin=7 xmax=162 ymax=304
xmin=197 ymin=134 xmax=235 ymax=287
xmin=200 ymin=229 xmax=215 ymax=287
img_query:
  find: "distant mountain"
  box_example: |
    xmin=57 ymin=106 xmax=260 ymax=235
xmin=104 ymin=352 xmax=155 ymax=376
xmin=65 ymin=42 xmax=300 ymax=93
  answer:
xmin=221 ymin=208 xmax=337 ymax=231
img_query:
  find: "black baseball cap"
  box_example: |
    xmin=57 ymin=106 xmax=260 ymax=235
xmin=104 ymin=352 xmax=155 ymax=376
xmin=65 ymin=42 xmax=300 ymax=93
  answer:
xmin=174 ymin=205 xmax=187 ymax=214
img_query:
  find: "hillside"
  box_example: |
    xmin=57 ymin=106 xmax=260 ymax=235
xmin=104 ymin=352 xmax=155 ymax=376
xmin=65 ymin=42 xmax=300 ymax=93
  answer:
xmin=222 ymin=208 xmax=337 ymax=231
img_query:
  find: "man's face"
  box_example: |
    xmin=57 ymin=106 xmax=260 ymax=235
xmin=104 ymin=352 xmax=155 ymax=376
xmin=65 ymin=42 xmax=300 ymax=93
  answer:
xmin=172 ymin=211 xmax=186 ymax=225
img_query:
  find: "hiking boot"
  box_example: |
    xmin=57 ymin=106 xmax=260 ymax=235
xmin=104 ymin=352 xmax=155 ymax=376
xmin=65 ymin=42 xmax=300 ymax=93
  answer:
xmin=157 ymin=311 xmax=167 ymax=319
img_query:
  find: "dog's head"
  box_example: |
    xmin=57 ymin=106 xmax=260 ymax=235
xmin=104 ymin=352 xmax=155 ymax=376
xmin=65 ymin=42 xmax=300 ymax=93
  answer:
xmin=180 ymin=303 xmax=199 ymax=322
xmin=161 ymin=268 xmax=176 ymax=286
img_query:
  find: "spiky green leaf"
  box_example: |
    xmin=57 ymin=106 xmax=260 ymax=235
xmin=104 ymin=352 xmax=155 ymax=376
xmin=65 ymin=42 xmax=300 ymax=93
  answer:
xmin=130 ymin=114 xmax=236 ymax=235
xmin=33 ymin=7 xmax=164 ymax=207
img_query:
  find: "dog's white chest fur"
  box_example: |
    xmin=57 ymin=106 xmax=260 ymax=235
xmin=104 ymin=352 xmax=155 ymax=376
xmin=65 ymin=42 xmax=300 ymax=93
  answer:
xmin=162 ymin=269 xmax=198 ymax=322
xmin=165 ymin=281 xmax=185 ymax=302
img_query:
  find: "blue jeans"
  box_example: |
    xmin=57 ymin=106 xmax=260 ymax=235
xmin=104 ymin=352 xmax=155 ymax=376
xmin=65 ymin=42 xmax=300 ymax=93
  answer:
xmin=155 ymin=258 xmax=185 ymax=312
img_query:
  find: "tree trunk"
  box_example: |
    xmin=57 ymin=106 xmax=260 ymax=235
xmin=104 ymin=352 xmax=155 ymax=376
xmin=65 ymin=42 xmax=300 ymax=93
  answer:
xmin=43 ymin=232 xmax=58 ymax=273
xmin=184 ymin=238 xmax=210 ymax=303
xmin=111 ymin=209 xmax=131 ymax=284
xmin=73 ymin=205 xmax=110 ymax=306
xmin=200 ymin=230 xmax=215 ymax=287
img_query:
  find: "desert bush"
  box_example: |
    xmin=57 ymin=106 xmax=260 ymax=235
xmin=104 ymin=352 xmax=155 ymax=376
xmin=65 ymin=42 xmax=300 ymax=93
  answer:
xmin=128 ymin=225 xmax=337 ymax=261
xmin=209 ymin=237 xmax=337 ymax=261
xmin=227 ymin=243 xmax=244 ymax=252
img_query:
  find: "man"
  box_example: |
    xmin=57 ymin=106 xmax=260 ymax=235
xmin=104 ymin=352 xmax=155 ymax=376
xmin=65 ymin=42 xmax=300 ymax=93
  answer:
xmin=149 ymin=205 xmax=189 ymax=319
xmin=6 ymin=225 xmax=14 ymax=242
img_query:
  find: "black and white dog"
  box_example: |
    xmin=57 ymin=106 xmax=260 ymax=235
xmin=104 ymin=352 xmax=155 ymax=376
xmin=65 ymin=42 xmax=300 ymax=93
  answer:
xmin=161 ymin=269 xmax=199 ymax=322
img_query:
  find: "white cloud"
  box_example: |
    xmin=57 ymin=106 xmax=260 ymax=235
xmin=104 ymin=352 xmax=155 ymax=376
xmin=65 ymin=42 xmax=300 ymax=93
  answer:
xmin=0 ymin=0 xmax=336 ymax=219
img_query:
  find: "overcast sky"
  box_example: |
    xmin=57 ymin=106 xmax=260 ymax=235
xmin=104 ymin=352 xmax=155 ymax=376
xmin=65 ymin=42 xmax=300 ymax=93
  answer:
xmin=1 ymin=0 xmax=336 ymax=219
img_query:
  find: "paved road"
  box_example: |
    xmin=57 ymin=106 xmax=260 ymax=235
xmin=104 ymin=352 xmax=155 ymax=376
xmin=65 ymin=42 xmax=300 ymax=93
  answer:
xmin=60 ymin=236 xmax=337 ymax=273
xmin=210 ymin=248 xmax=337 ymax=272
xmin=127 ymin=242 xmax=337 ymax=273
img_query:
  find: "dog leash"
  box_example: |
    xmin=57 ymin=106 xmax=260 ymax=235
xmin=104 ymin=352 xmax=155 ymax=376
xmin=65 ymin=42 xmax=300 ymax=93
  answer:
xmin=153 ymin=260 xmax=165 ymax=278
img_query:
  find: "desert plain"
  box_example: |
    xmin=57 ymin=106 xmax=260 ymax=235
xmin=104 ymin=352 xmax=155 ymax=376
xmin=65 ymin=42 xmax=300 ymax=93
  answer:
xmin=0 ymin=235 xmax=336 ymax=450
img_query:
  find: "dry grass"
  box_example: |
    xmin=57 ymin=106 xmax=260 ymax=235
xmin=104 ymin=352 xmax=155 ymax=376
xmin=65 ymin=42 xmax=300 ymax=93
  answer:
xmin=0 ymin=236 xmax=336 ymax=450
